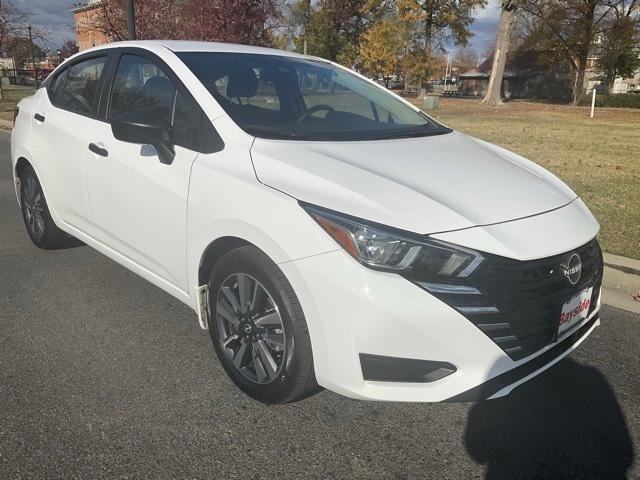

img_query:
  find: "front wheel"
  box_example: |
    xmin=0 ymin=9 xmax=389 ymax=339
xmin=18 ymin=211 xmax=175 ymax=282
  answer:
xmin=208 ymin=246 xmax=319 ymax=404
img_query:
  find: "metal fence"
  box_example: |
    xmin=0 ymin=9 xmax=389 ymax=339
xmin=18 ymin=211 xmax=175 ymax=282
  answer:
xmin=1 ymin=68 xmax=54 ymax=86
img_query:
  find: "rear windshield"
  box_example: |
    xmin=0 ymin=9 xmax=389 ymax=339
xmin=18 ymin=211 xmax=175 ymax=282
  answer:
xmin=177 ymin=52 xmax=450 ymax=141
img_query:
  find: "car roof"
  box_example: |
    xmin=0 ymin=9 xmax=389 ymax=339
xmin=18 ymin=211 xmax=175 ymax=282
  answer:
xmin=81 ymin=40 xmax=308 ymax=59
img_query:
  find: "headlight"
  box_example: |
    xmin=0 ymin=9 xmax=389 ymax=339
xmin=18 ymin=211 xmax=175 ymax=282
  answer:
xmin=302 ymin=203 xmax=484 ymax=280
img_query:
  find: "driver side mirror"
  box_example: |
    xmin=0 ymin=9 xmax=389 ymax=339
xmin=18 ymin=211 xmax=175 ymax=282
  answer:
xmin=111 ymin=111 xmax=175 ymax=165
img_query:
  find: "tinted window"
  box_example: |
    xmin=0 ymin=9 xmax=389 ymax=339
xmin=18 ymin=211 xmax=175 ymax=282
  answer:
xmin=49 ymin=69 xmax=68 ymax=103
xmin=178 ymin=52 xmax=450 ymax=141
xmin=172 ymin=90 xmax=198 ymax=148
xmin=214 ymin=68 xmax=281 ymax=112
xmin=57 ymin=56 xmax=106 ymax=116
xmin=109 ymin=54 xmax=197 ymax=150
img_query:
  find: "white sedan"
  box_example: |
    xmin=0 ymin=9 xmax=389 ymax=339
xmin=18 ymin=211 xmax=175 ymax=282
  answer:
xmin=11 ymin=41 xmax=603 ymax=403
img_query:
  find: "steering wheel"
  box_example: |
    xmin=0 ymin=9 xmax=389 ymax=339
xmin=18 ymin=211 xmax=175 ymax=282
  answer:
xmin=72 ymin=92 xmax=92 ymax=112
xmin=296 ymin=104 xmax=335 ymax=124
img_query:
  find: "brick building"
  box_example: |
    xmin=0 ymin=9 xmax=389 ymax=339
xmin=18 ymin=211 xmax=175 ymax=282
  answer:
xmin=72 ymin=0 xmax=109 ymax=51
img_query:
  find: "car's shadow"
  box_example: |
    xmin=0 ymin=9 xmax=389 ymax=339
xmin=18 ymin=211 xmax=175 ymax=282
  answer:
xmin=464 ymin=358 xmax=634 ymax=479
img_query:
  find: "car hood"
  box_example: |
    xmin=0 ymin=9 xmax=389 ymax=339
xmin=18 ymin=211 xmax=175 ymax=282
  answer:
xmin=250 ymin=131 xmax=577 ymax=234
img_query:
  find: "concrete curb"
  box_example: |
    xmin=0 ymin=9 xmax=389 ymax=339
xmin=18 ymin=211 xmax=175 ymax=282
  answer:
xmin=602 ymin=253 xmax=640 ymax=314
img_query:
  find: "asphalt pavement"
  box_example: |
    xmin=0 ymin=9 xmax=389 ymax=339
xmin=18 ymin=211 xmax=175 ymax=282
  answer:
xmin=1 ymin=130 xmax=639 ymax=479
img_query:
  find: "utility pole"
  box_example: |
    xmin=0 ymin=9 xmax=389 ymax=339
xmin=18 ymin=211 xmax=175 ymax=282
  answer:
xmin=28 ymin=26 xmax=39 ymax=89
xmin=303 ymin=0 xmax=310 ymax=55
xmin=126 ymin=0 xmax=136 ymax=40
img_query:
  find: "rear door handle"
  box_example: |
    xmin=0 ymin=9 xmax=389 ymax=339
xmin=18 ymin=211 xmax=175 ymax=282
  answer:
xmin=88 ymin=143 xmax=108 ymax=157
xmin=34 ymin=113 xmax=45 ymax=122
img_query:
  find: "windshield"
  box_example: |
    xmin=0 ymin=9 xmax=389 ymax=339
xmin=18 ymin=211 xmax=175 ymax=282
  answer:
xmin=177 ymin=52 xmax=450 ymax=141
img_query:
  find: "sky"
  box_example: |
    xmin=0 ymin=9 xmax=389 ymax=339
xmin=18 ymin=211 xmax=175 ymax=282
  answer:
xmin=19 ymin=0 xmax=501 ymax=55
xmin=20 ymin=0 xmax=77 ymax=51
xmin=468 ymin=0 xmax=501 ymax=55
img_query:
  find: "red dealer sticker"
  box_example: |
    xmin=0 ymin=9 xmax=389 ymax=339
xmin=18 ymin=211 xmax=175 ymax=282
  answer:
xmin=558 ymin=287 xmax=593 ymax=337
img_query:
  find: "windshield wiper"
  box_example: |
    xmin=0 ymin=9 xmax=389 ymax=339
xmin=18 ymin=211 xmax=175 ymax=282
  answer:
xmin=369 ymin=127 xmax=452 ymax=140
xmin=245 ymin=125 xmax=331 ymax=141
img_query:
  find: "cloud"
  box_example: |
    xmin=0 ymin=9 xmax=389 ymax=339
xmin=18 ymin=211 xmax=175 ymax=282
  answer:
xmin=15 ymin=0 xmax=77 ymax=50
xmin=475 ymin=0 xmax=501 ymax=20
xmin=468 ymin=1 xmax=500 ymax=54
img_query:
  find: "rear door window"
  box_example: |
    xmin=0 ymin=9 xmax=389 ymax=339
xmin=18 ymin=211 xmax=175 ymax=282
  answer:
xmin=56 ymin=56 xmax=107 ymax=117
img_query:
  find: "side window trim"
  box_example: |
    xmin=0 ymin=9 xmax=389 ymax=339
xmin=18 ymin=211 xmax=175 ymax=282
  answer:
xmin=97 ymin=50 xmax=122 ymax=121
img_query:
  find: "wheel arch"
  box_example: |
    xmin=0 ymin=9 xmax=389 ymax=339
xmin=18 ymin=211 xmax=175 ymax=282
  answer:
xmin=197 ymin=236 xmax=251 ymax=286
xmin=15 ymin=156 xmax=32 ymax=178
xmin=13 ymin=157 xmax=33 ymax=205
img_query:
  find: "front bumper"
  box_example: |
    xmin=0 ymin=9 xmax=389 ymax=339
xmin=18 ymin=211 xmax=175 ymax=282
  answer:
xmin=279 ymin=248 xmax=601 ymax=402
xmin=446 ymin=313 xmax=600 ymax=401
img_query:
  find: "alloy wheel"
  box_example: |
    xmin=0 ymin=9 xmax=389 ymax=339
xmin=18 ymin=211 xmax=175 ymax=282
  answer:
xmin=22 ymin=177 xmax=46 ymax=239
xmin=215 ymin=273 xmax=287 ymax=384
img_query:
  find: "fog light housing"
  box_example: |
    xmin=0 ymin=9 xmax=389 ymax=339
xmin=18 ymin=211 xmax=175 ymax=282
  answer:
xmin=360 ymin=354 xmax=456 ymax=383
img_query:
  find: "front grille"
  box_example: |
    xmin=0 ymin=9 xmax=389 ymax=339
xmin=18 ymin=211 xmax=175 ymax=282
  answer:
xmin=423 ymin=239 xmax=603 ymax=361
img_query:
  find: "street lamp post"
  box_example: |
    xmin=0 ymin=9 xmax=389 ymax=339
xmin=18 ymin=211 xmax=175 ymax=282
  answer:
xmin=126 ymin=0 xmax=137 ymax=40
xmin=28 ymin=26 xmax=39 ymax=89
xmin=303 ymin=0 xmax=310 ymax=55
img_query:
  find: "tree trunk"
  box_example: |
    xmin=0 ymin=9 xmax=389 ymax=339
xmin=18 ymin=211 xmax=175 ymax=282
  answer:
xmin=572 ymin=2 xmax=596 ymax=105
xmin=425 ymin=10 xmax=433 ymax=52
xmin=481 ymin=2 xmax=517 ymax=106
xmin=572 ymin=57 xmax=588 ymax=105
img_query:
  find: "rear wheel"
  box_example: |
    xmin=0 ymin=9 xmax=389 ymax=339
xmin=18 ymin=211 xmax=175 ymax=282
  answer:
xmin=19 ymin=165 xmax=80 ymax=250
xmin=208 ymin=246 xmax=319 ymax=403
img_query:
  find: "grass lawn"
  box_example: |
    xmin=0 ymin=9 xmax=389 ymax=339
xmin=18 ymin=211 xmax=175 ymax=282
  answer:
xmin=411 ymin=97 xmax=639 ymax=260
xmin=0 ymin=85 xmax=35 ymax=122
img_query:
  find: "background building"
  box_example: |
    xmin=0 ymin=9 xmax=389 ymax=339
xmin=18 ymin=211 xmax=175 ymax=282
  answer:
xmin=72 ymin=0 xmax=108 ymax=51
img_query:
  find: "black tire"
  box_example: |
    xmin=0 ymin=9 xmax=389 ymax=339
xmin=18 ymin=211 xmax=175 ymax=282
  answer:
xmin=19 ymin=165 xmax=80 ymax=250
xmin=208 ymin=245 xmax=320 ymax=404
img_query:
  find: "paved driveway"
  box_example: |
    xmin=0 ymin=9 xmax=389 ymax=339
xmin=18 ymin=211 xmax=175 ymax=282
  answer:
xmin=1 ymin=131 xmax=638 ymax=479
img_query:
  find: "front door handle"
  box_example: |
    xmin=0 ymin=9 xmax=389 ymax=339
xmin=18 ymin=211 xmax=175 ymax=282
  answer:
xmin=88 ymin=143 xmax=108 ymax=157
xmin=34 ymin=113 xmax=45 ymax=122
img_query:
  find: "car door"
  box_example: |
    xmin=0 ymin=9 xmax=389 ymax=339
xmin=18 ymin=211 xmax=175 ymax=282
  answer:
xmin=85 ymin=51 xmax=202 ymax=292
xmin=30 ymin=54 xmax=110 ymax=229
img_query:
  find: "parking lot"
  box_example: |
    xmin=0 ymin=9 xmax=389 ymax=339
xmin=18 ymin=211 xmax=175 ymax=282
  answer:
xmin=1 ymin=130 xmax=638 ymax=479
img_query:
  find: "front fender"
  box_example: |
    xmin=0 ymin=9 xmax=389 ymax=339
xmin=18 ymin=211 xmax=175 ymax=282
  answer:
xmin=186 ymin=193 xmax=340 ymax=304
xmin=186 ymin=145 xmax=339 ymax=311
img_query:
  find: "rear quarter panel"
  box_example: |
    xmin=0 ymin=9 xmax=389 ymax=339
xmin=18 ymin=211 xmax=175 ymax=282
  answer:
xmin=11 ymin=91 xmax=42 ymax=203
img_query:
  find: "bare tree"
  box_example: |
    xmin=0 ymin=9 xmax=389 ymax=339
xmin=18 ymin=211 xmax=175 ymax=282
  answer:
xmin=93 ymin=0 xmax=282 ymax=46
xmin=481 ymin=1 xmax=518 ymax=105
xmin=598 ymin=0 xmax=640 ymax=92
xmin=454 ymin=45 xmax=480 ymax=71
xmin=94 ymin=0 xmax=191 ymax=41
xmin=0 ymin=0 xmax=37 ymax=99
xmin=519 ymin=0 xmax=620 ymax=105
xmin=0 ymin=0 xmax=27 ymax=48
